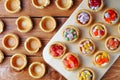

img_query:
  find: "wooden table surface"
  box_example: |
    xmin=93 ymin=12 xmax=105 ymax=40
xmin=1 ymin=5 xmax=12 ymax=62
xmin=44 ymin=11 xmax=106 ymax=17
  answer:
xmin=0 ymin=0 xmax=120 ymax=80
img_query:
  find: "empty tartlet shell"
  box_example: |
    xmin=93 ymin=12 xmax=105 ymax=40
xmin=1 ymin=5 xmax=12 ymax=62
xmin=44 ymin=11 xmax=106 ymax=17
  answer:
xmin=2 ymin=33 xmax=19 ymax=50
xmin=32 ymin=0 xmax=50 ymax=9
xmin=105 ymin=36 xmax=120 ymax=52
xmin=16 ymin=16 xmax=33 ymax=33
xmin=79 ymin=38 xmax=96 ymax=56
xmin=87 ymin=0 xmax=104 ymax=12
xmin=0 ymin=20 xmax=4 ymax=33
xmin=55 ymin=0 xmax=73 ymax=10
xmin=78 ymin=67 xmax=96 ymax=80
xmin=39 ymin=16 xmax=56 ymax=33
xmin=4 ymin=0 xmax=21 ymax=13
xmin=10 ymin=53 xmax=27 ymax=71
xmin=75 ymin=9 xmax=93 ymax=26
xmin=49 ymin=41 xmax=67 ymax=59
xmin=0 ymin=50 xmax=4 ymax=63
xmin=90 ymin=22 xmax=107 ymax=40
xmin=62 ymin=25 xmax=80 ymax=43
xmin=103 ymin=8 xmax=119 ymax=25
xmin=24 ymin=37 xmax=42 ymax=54
xmin=93 ymin=51 xmax=110 ymax=68
xmin=28 ymin=62 xmax=46 ymax=79
xmin=62 ymin=52 xmax=80 ymax=71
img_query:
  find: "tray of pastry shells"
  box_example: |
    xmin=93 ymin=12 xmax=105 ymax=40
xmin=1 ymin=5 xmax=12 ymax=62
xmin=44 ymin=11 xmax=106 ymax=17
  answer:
xmin=43 ymin=0 xmax=120 ymax=80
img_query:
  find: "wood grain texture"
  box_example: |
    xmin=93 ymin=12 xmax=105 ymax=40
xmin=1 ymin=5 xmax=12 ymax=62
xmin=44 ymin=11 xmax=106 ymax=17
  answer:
xmin=0 ymin=0 xmax=119 ymax=80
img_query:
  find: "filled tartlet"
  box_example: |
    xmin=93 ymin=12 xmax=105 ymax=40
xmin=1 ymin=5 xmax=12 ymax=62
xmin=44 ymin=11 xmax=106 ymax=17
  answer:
xmin=93 ymin=51 xmax=110 ymax=67
xmin=55 ymin=0 xmax=73 ymax=10
xmin=78 ymin=67 xmax=95 ymax=80
xmin=4 ymin=0 xmax=21 ymax=13
xmin=49 ymin=41 xmax=67 ymax=58
xmin=0 ymin=20 xmax=4 ymax=33
xmin=105 ymin=36 xmax=120 ymax=52
xmin=79 ymin=38 xmax=96 ymax=56
xmin=39 ymin=16 xmax=56 ymax=33
xmin=103 ymin=8 xmax=119 ymax=25
xmin=62 ymin=52 xmax=80 ymax=71
xmin=2 ymin=33 xmax=19 ymax=50
xmin=24 ymin=37 xmax=42 ymax=54
xmin=87 ymin=0 xmax=104 ymax=12
xmin=28 ymin=62 xmax=46 ymax=79
xmin=90 ymin=22 xmax=107 ymax=40
xmin=0 ymin=50 xmax=4 ymax=63
xmin=76 ymin=9 xmax=93 ymax=26
xmin=62 ymin=25 xmax=80 ymax=43
xmin=32 ymin=0 xmax=50 ymax=9
xmin=16 ymin=16 xmax=33 ymax=33
xmin=10 ymin=53 xmax=27 ymax=71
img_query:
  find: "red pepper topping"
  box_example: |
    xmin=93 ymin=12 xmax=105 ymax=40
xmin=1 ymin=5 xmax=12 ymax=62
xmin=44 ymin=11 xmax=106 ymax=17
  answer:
xmin=50 ymin=44 xmax=64 ymax=57
xmin=63 ymin=54 xmax=79 ymax=69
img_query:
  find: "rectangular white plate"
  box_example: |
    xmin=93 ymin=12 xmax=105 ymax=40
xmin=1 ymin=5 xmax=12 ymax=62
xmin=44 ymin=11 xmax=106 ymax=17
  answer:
xmin=43 ymin=0 xmax=120 ymax=80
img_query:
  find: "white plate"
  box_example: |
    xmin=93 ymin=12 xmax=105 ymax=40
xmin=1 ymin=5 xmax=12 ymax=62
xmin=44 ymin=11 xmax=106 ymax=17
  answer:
xmin=43 ymin=0 xmax=120 ymax=80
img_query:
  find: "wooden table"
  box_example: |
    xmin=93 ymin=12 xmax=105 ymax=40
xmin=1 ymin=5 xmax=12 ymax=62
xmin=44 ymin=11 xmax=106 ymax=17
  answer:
xmin=0 ymin=0 xmax=120 ymax=80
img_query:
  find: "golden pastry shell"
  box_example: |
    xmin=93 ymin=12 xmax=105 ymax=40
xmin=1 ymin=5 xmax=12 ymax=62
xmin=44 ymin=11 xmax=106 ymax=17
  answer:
xmin=0 ymin=50 xmax=4 ymax=63
xmin=78 ymin=67 xmax=96 ymax=80
xmin=75 ymin=9 xmax=93 ymax=27
xmin=105 ymin=36 xmax=120 ymax=52
xmin=2 ymin=33 xmax=19 ymax=50
xmin=103 ymin=8 xmax=119 ymax=25
xmin=93 ymin=51 xmax=110 ymax=68
xmin=62 ymin=52 xmax=80 ymax=71
xmin=28 ymin=62 xmax=46 ymax=79
xmin=0 ymin=20 xmax=4 ymax=33
xmin=32 ymin=0 xmax=50 ymax=9
xmin=39 ymin=16 xmax=56 ymax=33
xmin=55 ymin=0 xmax=73 ymax=10
xmin=62 ymin=25 xmax=80 ymax=43
xmin=90 ymin=22 xmax=107 ymax=40
xmin=4 ymin=0 xmax=21 ymax=13
xmin=24 ymin=37 xmax=42 ymax=54
xmin=79 ymin=38 xmax=96 ymax=56
xmin=16 ymin=16 xmax=33 ymax=33
xmin=10 ymin=53 xmax=27 ymax=71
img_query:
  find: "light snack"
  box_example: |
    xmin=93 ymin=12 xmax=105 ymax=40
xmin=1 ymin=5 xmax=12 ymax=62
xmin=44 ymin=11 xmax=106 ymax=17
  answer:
xmin=2 ymin=33 xmax=19 ymax=50
xmin=4 ymin=0 xmax=21 ymax=13
xmin=79 ymin=38 xmax=96 ymax=56
xmin=0 ymin=20 xmax=4 ymax=33
xmin=24 ymin=37 xmax=42 ymax=54
xmin=87 ymin=0 xmax=104 ymax=12
xmin=105 ymin=36 xmax=120 ymax=52
xmin=55 ymin=0 xmax=73 ymax=10
xmin=62 ymin=52 xmax=80 ymax=71
xmin=16 ymin=16 xmax=33 ymax=33
xmin=76 ymin=9 xmax=93 ymax=26
xmin=32 ymin=0 xmax=50 ymax=9
xmin=62 ymin=25 xmax=80 ymax=43
xmin=103 ymin=8 xmax=119 ymax=25
xmin=93 ymin=51 xmax=110 ymax=68
xmin=78 ymin=67 xmax=96 ymax=80
xmin=0 ymin=50 xmax=4 ymax=63
xmin=39 ymin=16 xmax=56 ymax=33
xmin=28 ymin=62 xmax=46 ymax=79
xmin=10 ymin=53 xmax=27 ymax=71
xmin=49 ymin=41 xmax=67 ymax=58
xmin=90 ymin=22 xmax=107 ymax=40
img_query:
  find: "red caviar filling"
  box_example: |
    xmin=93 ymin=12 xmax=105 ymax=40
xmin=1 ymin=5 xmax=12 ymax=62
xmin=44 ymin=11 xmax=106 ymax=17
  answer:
xmin=89 ymin=0 xmax=101 ymax=8
xmin=107 ymin=38 xmax=120 ymax=50
xmin=63 ymin=54 xmax=79 ymax=69
xmin=50 ymin=44 xmax=64 ymax=57
xmin=104 ymin=10 xmax=118 ymax=24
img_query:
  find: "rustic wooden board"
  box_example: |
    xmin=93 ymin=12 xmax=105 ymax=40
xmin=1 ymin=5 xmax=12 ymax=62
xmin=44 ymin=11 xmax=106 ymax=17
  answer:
xmin=0 ymin=0 xmax=119 ymax=80
xmin=0 ymin=0 xmax=82 ymax=17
